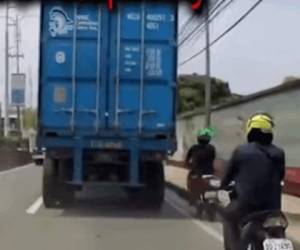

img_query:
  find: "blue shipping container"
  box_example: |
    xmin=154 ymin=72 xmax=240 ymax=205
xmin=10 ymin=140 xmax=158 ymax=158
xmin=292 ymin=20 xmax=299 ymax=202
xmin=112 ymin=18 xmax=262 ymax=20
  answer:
xmin=40 ymin=2 xmax=177 ymax=135
xmin=38 ymin=1 xmax=178 ymax=208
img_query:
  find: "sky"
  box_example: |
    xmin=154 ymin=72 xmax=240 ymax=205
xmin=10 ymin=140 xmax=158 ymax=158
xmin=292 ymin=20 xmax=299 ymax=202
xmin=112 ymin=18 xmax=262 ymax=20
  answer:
xmin=0 ymin=0 xmax=300 ymax=110
xmin=179 ymin=0 xmax=300 ymax=94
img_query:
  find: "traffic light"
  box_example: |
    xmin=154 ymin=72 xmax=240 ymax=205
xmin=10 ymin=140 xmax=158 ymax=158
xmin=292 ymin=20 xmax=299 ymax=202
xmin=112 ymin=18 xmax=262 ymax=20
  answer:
xmin=190 ymin=0 xmax=208 ymax=15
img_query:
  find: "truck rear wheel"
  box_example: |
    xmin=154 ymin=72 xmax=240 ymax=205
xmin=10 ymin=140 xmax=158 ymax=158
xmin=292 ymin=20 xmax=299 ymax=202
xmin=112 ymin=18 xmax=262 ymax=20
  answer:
xmin=130 ymin=162 xmax=164 ymax=210
xmin=127 ymin=161 xmax=164 ymax=209
xmin=43 ymin=158 xmax=74 ymax=208
xmin=43 ymin=158 xmax=59 ymax=208
xmin=142 ymin=161 xmax=165 ymax=209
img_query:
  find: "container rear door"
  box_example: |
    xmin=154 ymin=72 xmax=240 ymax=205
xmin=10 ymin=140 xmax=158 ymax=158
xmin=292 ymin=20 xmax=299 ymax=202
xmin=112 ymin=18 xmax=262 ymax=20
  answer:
xmin=40 ymin=3 xmax=108 ymax=135
xmin=108 ymin=3 xmax=177 ymax=134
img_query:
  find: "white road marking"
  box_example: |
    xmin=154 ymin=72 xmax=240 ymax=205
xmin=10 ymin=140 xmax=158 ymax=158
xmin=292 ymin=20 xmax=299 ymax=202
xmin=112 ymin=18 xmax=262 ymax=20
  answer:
xmin=26 ymin=196 xmax=43 ymax=215
xmin=165 ymin=196 xmax=224 ymax=244
xmin=0 ymin=163 xmax=34 ymax=175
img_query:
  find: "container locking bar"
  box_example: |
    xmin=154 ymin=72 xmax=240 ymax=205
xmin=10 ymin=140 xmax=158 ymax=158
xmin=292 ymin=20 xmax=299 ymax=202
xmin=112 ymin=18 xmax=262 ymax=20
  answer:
xmin=138 ymin=2 xmax=145 ymax=133
xmin=114 ymin=3 xmax=122 ymax=127
xmin=70 ymin=3 xmax=78 ymax=133
xmin=95 ymin=5 xmax=102 ymax=132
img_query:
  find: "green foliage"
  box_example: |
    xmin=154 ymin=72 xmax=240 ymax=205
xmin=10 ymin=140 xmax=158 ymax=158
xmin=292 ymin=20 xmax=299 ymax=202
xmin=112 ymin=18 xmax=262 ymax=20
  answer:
xmin=23 ymin=108 xmax=37 ymax=130
xmin=177 ymin=74 xmax=240 ymax=114
xmin=0 ymin=136 xmax=28 ymax=150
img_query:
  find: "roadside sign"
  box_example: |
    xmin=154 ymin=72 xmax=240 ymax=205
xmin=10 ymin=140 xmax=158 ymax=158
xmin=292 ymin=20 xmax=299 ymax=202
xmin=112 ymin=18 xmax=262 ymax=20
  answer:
xmin=11 ymin=73 xmax=26 ymax=107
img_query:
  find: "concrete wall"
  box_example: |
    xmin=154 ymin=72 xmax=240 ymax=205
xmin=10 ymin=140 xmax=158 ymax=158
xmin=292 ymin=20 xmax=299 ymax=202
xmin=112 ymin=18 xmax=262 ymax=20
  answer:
xmin=174 ymin=87 xmax=300 ymax=167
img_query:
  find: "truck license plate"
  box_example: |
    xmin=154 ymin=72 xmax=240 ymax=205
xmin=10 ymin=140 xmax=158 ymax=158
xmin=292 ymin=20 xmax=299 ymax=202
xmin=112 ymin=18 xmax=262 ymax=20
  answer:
xmin=263 ymin=239 xmax=293 ymax=250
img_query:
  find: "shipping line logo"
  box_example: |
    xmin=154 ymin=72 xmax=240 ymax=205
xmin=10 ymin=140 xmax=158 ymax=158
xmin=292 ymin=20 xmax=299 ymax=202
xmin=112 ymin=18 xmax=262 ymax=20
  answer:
xmin=49 ymin=7 xmax=99 ymax=37
xmin=49 ymin=7 xmax=73 ymax=37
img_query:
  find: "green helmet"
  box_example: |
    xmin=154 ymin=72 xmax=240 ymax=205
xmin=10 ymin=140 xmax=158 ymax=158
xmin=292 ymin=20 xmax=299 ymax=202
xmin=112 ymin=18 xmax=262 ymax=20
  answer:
xmin=197 ymin=127 xmax=215 ymax=139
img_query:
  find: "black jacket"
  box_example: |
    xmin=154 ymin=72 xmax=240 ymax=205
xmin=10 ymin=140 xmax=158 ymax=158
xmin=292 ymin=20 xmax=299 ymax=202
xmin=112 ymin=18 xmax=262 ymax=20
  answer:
xmin=221 ymin=142 xmax=285 ymax=210
xmin=186 ymin=143 xmax=216 ymax=175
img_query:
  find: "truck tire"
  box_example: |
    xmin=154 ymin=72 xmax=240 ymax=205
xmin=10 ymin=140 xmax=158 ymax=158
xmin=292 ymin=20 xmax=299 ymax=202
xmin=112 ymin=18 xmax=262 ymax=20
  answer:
xmin=43 ymin=158 xmax=74 ymax=208
xmin=126 ymin=161 xmax=164 ymax=209
xmin=43 ymin=158 xmax=59 ymax=208
xmin=143 ymin=161 xmax=165 ymax=209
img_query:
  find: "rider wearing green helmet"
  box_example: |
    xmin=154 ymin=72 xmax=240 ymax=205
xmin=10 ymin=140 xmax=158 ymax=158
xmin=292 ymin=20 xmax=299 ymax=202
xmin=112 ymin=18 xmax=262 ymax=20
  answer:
xmin=185 ymin=127 xmax=216 ymax=177
xmin=197 ymin=127 xmax=215 ymax=144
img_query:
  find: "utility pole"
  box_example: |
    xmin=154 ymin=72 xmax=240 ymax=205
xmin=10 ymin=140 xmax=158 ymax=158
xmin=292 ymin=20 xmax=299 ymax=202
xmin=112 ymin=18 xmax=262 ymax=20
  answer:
xmin=204 ymin=1 xmax=212 ymax=127
xmin=28 ymin=67 xmax=33 ymax=108
xmin=15 ymin=16 xmax=21 ymax=73
xmin=3 ymin=7 xmax=35 ymax=137
xmin=15 ymin=16 xmax=22 ymax=137
xmin=4 ymin=1 xmax=10 ymax=137
xmin=0 ymin=103 xmax=2 ymax=136
xmin=8 ymin=14 xmax=24 ymax=138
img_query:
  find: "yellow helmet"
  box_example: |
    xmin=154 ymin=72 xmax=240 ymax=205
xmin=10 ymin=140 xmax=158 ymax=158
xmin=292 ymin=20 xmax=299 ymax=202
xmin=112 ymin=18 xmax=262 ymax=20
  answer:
xmin=246 ymin=112 xmax=274 ymax=136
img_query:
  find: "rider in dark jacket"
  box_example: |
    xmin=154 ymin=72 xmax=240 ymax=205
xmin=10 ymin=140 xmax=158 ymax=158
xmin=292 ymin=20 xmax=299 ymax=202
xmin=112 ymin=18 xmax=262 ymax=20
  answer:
xmin=185 ymin=128 xmax=216 ymax=206
xmin=185 ymin=128 xmax=216 ymax=176
xmin=221 ymin=112 xmax=285 ymax=250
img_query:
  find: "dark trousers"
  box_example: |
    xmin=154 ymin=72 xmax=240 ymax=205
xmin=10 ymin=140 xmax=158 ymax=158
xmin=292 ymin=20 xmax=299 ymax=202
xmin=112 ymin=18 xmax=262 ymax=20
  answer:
xmin=220 ymin=201 xmax=254 ymax=250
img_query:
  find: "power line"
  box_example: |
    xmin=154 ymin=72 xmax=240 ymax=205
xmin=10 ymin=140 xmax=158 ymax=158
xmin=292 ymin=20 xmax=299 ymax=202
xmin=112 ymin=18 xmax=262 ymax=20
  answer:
xmin=178 ymin=0 xmax=226 ymax=48
xmin=179 ymin=0 xmax=264 ymax=67
xmin=178 ymin=0 xmax=227 ymax=48
xmin=178 ymin=15 xmax=196 ymax=37
xmin=178 ymin=16 xmax=198 ymax=45
xmin=186 ymin=0 xmax=235 ymax=47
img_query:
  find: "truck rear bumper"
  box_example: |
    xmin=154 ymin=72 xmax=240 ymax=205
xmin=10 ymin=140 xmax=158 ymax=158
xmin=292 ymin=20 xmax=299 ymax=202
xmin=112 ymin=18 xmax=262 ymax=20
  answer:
xmin=38 ymin=136 xmax=176 ymax=152
xmin=38 ymin=136 xmax=176 ymax=186
xmin=65 ymin=181 xmax=145 ymax=188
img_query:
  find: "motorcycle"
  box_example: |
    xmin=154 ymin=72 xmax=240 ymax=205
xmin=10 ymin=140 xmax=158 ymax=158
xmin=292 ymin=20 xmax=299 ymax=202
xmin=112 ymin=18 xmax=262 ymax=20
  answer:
xmin=240 ymin=210 xmax=293 ymax=250
xmin=187 ymin=174 xmax=221 ymax=221
xmin=206 ymin=179 xmax=294 ymax=250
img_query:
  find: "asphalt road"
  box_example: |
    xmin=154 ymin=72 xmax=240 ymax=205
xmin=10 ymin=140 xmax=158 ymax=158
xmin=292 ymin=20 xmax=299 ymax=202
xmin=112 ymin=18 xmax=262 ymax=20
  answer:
xmin=0 ymin=164 xmax=224 ymax=250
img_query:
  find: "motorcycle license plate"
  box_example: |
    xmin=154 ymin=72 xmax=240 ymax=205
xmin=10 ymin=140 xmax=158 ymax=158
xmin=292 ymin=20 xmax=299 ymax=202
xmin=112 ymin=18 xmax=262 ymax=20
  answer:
xmin=263 ymin=239 xmax=293 ymax=250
